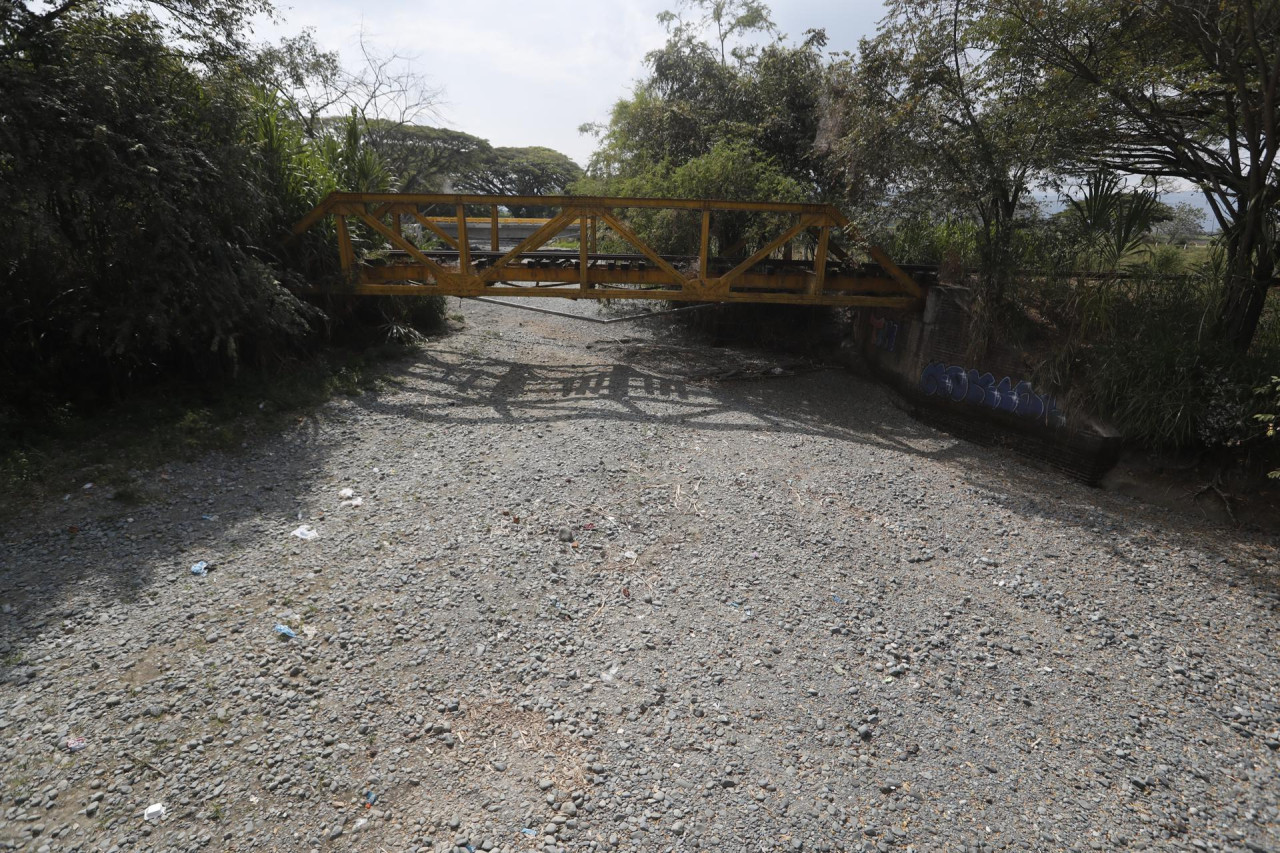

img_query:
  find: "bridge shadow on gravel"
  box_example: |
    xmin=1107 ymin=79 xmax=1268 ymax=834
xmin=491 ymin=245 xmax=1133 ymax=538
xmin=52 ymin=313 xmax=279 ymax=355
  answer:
xmin=360 ymin=348 xmax=947 ymax=457
xmin=354 ymin=346 xmax=1279 ymax=590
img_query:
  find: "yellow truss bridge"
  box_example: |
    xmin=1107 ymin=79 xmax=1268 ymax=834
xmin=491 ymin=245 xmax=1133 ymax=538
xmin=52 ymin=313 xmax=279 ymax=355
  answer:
xmin=291 ymin=193 xmax=930 ymax=310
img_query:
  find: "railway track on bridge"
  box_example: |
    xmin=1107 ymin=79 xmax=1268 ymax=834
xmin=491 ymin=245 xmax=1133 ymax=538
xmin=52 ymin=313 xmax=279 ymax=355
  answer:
xmin=291 ymin=193 xmax=933 ymax=310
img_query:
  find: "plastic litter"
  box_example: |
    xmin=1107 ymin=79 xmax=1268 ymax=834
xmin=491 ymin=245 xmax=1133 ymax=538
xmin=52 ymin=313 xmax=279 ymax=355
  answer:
xmin=65 ymin=736 xmax=87 ymax=753
xmin=190 ymin=561 xmax=209 ymax=576
xmin=364 ymin=790 xmax=377 ymax=807
xmin=338 ymin=488 xmax=355 ymax=499
xmin=290 ymin=524 xmax=319 ymax=540
xmin=831 ymin=594 xmax=844 ymax=604
xmin=274 ymin=624 xmax=297 ymax=639
xmin=143 ymin=803 xmax=165 ymax=822
xmin=521 ymin=828 xmax=537 ymax=837
xmin=340 ymin=496 xmax=363 ymax=508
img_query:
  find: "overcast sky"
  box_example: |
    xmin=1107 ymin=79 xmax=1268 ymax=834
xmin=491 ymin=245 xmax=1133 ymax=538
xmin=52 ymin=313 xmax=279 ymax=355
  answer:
xmin=253 ymin=1 xmax=888 ymax=166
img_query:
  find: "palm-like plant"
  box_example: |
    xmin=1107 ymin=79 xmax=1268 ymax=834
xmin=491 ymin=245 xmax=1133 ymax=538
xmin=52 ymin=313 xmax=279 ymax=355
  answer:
xmin=1066 ymin=172 xmax=1160 ymax=269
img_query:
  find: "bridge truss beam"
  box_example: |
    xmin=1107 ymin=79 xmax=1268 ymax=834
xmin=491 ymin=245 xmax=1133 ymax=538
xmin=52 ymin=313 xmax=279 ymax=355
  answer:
xmin=292 ymin=193 xmax=928 ymax=310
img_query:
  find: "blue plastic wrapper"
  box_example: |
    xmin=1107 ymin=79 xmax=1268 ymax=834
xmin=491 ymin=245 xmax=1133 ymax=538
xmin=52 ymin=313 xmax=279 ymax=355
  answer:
xmin=190 ymin=561 xmax=209 ymax=576
xmin=274 ymin=624 xmax=296 ymax=639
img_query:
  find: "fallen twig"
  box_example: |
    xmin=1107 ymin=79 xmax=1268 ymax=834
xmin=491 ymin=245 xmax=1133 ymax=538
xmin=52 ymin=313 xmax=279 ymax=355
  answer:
xmin=126 ymin=751 xmax=166 ymax=777
xmin=1191 ymin=475 xmax=1237 ymax=525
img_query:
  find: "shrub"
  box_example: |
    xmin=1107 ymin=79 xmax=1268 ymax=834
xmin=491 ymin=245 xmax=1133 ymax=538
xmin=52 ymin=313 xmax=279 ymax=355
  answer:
xmin=0 ymin=13 xmax=325 ymax=406
xmin=1258 ymin=376 xmax=1280 ymax=479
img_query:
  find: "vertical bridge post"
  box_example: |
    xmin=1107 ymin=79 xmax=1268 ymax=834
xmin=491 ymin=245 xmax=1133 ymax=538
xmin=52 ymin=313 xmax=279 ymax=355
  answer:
xmin=810 ymin=223 xmax=830 ymax=296
xmin=456 ymin=204 xmax=470 ymax=273
xmin=335 ymin=214 xmax=354 ymax=274
xmin=699 ymin=208 xmax=711 ymax=285
xmin=579 ymin=212 xmax=590 ymax=292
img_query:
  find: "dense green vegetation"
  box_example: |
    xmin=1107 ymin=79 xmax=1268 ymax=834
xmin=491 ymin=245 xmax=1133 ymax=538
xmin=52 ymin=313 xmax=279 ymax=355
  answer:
xmin=576 ymin=0 xmax=1279 ymax=466
xmin=1 ymin=2 xmax=385 ymax=421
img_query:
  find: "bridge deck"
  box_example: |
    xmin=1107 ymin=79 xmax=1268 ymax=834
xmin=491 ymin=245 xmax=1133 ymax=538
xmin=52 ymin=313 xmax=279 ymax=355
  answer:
xmin=291 ymin=193 xmax=930 ymax=310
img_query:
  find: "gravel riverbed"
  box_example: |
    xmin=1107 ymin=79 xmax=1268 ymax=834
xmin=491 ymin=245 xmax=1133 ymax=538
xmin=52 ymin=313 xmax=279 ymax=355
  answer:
xmin=1 ymin=298 xmax=1278 ymax=853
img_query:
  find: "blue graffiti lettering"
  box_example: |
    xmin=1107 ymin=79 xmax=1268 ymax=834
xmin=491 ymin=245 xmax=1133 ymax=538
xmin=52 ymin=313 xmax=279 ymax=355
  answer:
xmin=869 ymin=315 xmax=900 ymax=352
xmin=920 ymin=361 xmax=947 ymax=396
xmin=919 ymin=362 xmax=1065 ymax=426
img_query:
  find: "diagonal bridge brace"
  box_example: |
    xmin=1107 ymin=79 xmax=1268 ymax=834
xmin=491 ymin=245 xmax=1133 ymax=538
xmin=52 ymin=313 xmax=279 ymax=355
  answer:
xmin=592 ymin=207 xmax=689 ymax=289
xmin=479 ymin=210 xmax=581 ymax=284
xmin=350 ymin=208 xmax=455 ymax=284
xmin=717 ymin=214 xmax=825 ymax=291
xmin=289 ymin=192 xmax=928 ymax=310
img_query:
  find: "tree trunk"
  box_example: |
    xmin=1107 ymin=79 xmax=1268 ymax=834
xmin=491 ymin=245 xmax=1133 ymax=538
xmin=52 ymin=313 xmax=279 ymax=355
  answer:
xmin=1217 ymin=266 xmax=1274 ymax=353
xmin=1216 ymin=201 xmax=1277 ymax=352
xmin=969 ymin=195 xmax=1018 ymax=359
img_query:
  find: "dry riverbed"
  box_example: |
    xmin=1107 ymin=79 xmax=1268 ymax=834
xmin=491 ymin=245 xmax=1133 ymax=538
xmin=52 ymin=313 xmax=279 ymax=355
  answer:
xmin=1 ymin=299 xmax=1278 ymax=853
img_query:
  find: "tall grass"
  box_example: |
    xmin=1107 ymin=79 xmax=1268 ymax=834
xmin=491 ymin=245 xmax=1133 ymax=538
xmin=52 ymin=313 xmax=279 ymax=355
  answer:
xmin=1035 ymin=249 xmax=1280 ymax=454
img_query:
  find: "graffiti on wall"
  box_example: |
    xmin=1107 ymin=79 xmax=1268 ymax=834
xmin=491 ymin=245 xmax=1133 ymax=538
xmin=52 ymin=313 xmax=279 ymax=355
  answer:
xmin=920 ymin=362 xmax=1066 ymax=426
xmin=869 ymin=314 xmax=899 ymax=352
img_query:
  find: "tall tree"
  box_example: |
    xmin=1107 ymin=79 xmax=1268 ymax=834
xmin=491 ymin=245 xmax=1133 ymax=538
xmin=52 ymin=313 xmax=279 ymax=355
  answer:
xmin=579 ymin=1 xmax=838 ymax=263
xmin=825 ymin=0 xmax=1070 ymax=340
xmin=657 ymin=0 xmax=776 ymax=65
xmin=584 ymin=33 xmax=746 ymax=175
xmin=989 ymin=0 xmax=1280 ymax=351
xmin=453 ymin=147 xmax=583 ymax=216
xmin=362 ymin=123 xmax=491 ymax=193
xmin=583 ymin=7 xmax=833 ymax=197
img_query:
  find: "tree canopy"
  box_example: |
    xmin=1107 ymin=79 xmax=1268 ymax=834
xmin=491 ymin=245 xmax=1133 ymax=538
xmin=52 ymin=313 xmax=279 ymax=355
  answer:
xmin=657 ymin=0 xmax=777 ymax=65
xmin=362 ymin=123 xmax=492 ymax=193
xmin=823 ymin=0 xmax=1071 ymax=321
xmin=986 ymin=0 xmax=1280 ymax=350
xmin=452 ymin=146 xmax=584 ymax=215
xmin=579 ymin=14 xmax=834 ymax=209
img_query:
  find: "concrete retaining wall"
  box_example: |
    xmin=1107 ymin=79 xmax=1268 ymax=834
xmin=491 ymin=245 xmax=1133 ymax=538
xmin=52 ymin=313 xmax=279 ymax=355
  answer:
xmin=847 ymin=285 xmax=1122 ymax=484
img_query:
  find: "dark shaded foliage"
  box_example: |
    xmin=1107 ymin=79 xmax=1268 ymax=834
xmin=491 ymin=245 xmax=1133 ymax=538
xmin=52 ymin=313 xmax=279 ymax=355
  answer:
xmin=0 ymin=8 xmax=444 ymax=437
xmin=0 ymin=13 xmax=319 ymax=403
